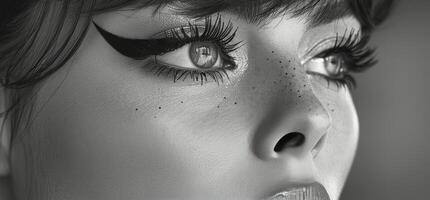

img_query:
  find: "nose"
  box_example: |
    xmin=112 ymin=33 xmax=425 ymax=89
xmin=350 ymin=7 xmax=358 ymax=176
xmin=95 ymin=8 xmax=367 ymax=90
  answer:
xmin=243 ymin=28 xmax=332 ymax=161
xmin=246 ymin=47 xmax=332 ymax=159
xmin=251 ymin=93 xmax=331 ymax=160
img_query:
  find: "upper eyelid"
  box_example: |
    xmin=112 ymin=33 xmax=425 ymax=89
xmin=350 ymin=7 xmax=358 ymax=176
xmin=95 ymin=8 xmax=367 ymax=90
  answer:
xmin=152 ymin=25 xmax=206 ymax=39
xmin=301 ymin=31 xmax=362 ymax=64
xmin=151 ymin=15 xmax=229 ymax=39
xmin=301 ymin=37 xmax=339 ymax=64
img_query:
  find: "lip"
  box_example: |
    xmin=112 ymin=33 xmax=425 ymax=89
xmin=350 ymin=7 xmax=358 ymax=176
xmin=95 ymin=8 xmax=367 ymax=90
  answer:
xmin=264 ymin=182 xmax=331 ymax=200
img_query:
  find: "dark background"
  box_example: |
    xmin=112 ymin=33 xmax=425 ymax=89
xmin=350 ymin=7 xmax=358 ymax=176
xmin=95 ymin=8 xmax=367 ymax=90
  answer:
xmin=342 ymin=1 xmax=430 ymax=199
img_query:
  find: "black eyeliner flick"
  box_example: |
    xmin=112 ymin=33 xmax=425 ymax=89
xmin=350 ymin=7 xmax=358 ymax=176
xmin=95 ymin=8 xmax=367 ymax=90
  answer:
xmin=93 ymin=22 xmax=183 ymax=60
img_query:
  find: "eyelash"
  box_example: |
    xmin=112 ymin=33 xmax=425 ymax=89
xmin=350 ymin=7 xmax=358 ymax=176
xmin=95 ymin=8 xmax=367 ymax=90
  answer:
xmin=315 ymin=30 xmax=376 ymax=89
xmin=148 ymin=15 xmax=241 ymax=85
xmin=150 ymin=64 xmax=231 ymax=85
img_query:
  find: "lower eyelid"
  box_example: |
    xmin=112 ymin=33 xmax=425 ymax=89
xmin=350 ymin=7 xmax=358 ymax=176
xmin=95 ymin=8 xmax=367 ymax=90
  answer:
xmin=138 ymin=57 xmax=232 ymax=85
xmin=308 ymin=72 xmax=350 ymax=92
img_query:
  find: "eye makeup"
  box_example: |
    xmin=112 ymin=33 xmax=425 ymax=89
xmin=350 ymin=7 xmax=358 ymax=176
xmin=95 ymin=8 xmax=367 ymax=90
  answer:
xmin=94 ymin=23 xmax=183 ymax=60
xmin=94 ymin=15 xmax=242 ymax=85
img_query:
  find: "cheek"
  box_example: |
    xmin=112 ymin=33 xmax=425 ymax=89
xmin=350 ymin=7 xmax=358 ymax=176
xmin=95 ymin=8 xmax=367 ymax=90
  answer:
xmin=18 ymin=36 xmax=256 ymax=198
xmin=309 ymin=77 xmax=359 ymax=198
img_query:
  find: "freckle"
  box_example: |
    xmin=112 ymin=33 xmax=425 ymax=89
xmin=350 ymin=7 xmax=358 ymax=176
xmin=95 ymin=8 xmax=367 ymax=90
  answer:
xmin=217 ymin=105 xmax=220 ymax=108
xmin=285 ymin=72 xmax=289 ymax=75
xmin=158 ymin=106 xmax=162 ymax=110
xmin=154 ymin=116 xmax=157 ymax=119
xmin=234 ymin=102 xmax=238 ymax=105
xmin=288 ymin=60 xmax=291 ymax=63
xmin=273 ymin=81 xmax=277 ymax=84
xmin=272 ymin=51 xmax=275 ymax=53
xmin=304 ymin=84 xmax=307 ymax=87
xmin=297 ymin=90 xmax=300 ymax=93
xmin=279 ymin=61 xmax=282 ymax=63
xmin=293 ymin=67 xmax=296 ymax=70
xmin=331 ymin=109 xmax=335 ymax=112
xmin=266 ymin=58 xmax=270 ymax=61
xmin=135 ymin=108 xmax=138 ymax=111
xmin=289 ymin=82 xmax=292 ymax=85
xmin=223 ymin=97 xmax=227 ymax=100
xmin=298 ymin=95 xmax=302 ymax=98
xmin=181 ymin=101 xmax=184 ymax=104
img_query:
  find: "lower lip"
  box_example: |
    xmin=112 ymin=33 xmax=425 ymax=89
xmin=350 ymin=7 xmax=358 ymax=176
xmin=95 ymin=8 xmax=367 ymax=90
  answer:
xmin=265 ymin=182 xmax=331 ymax=200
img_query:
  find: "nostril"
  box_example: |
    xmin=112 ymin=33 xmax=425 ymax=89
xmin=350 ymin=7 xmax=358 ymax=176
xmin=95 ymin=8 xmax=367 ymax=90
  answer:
xmin=274 ymin=132 xmax=305 ymax=152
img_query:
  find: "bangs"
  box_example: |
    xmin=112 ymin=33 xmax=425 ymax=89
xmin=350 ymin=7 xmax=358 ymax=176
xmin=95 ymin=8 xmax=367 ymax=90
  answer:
xmin=93 ymin=0 xmax=328 ymax=22
xmin=92 ymin=0 xmax=393 ymax=32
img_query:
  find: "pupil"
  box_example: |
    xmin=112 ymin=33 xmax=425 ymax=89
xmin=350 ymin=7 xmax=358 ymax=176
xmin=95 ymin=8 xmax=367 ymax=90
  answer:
xmin=325 ymin=55 xmax=343 ymax=76
xmin=200 ymin=47 xmax=210 ymax=56
xmin=189 ymin=42 xmax=219 ymax=69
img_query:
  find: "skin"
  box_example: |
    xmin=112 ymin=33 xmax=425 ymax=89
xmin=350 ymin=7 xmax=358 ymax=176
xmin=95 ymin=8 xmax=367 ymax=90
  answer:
xmin=3 ymin=5 xmax=360 ymax=200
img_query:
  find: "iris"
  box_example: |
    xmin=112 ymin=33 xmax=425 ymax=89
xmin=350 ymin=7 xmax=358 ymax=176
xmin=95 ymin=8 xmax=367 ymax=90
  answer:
xmin=189 ymin=42 xmax=219 ymax=69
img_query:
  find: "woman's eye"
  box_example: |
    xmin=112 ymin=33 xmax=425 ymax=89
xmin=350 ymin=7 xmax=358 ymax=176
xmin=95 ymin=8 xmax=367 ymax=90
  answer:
xmin=304 ymin=53 xmax=348 ymax=80
xmin=303 ymin=51 xmax=358 ymax=90
xmin=302 ymin=31 xmax=376 ymax=89
xmin=155 ymin=41 xmax=234 ymax=71
xmin=93 ymin=15 xmax=242 ymax=85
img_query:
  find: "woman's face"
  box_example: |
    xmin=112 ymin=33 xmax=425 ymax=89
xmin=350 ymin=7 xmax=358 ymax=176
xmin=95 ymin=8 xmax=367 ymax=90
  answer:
xmin=11 ymin=5 xmax=360 ymax=200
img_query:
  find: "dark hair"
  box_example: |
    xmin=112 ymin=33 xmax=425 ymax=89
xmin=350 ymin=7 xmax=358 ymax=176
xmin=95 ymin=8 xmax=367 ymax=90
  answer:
xmin=0 ymin=0 xmax=394 ymax=141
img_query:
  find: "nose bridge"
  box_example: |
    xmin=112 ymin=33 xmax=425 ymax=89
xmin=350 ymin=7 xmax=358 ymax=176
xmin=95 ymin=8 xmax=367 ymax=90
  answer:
xmin=244 ymin=34 xmax=331 ymax=160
